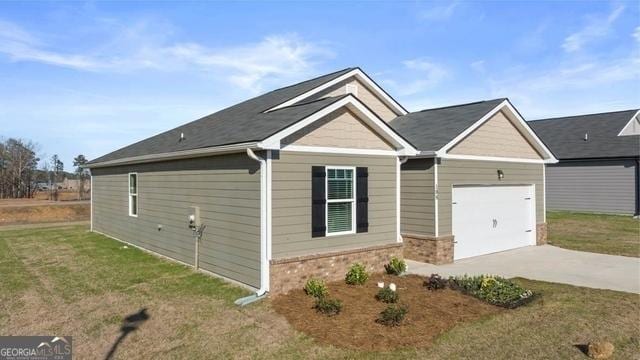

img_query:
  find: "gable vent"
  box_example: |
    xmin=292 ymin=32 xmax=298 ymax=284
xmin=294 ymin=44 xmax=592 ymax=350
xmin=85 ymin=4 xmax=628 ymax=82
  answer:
xmin=346 ymin=84 xmax=358 ymax=96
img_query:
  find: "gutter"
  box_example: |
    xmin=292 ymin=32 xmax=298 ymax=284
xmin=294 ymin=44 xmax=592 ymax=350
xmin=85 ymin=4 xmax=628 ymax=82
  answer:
xmin=236 ymin=148 xmax=270 ymax=305
xmin=85 ymin=142 xmax=258 ymax=169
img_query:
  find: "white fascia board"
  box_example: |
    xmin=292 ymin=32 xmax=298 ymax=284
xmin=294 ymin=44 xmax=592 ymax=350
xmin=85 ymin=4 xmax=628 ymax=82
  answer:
xmin=438 ymin=153 xmax=555 ymax=164
xmin=265 ymin=68 xmax=408 ymax=116
xmin=258 ymin=95 xmax=419 ymax=156
xmin=86 ymin=142 xmax=257 ymax=168
xmin=617 ymin=110 xmax=640 ymax=136
xmin=281 ymin=145 xmax=398 ymax=156
xmin=437 ymin=100 xmax=558 ymax=163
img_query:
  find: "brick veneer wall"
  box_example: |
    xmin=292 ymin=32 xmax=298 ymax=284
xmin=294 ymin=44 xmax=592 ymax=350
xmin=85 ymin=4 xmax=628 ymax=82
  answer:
xmin=536 ymin=223 xmax=547 ymax=245
xmin=402 ymin=233 xmax=454 ymax=265
xmin=269 ymin=243 xmax=403 ymax=295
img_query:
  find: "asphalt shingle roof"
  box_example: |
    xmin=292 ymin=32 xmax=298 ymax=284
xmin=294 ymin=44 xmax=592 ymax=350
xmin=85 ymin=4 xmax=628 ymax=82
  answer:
xmin=388 ymin=98 xmax=506 ymax=152
xmin=529 ymin=110 xmax=639 ymax=160
xmin=89 ymin=68 xmax=356 ymax=164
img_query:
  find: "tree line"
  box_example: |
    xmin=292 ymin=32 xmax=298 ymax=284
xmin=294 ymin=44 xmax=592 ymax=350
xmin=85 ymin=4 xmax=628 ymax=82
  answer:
xmin=0 ymin=137 xmax=89 ymax=200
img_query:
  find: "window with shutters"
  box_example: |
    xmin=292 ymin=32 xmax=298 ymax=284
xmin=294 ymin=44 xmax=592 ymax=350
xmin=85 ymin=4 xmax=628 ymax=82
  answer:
xmin=128 ymin=173 xmax=138 ymax=217
xmin=326 ymin=167 xmax=355 ymax=235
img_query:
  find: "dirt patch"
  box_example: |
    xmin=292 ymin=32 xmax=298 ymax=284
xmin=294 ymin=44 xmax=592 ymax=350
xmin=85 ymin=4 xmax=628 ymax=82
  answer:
xmin=0 ymin=204 xmax=89 ymax=225
xmin=271 ymin=274 xmax=502 ymax=351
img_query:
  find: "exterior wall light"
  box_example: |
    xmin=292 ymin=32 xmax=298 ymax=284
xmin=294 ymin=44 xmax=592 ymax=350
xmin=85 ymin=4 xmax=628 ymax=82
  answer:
xmin=497 ymin=169 xmax=504 ymax=180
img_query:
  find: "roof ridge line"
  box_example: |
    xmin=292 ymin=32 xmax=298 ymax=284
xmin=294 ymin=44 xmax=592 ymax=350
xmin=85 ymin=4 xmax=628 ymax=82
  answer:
xmin=268 ymin=94 xmax=349 ymax=112
xmin=413 ymin=98 xmax=506 ymax=113
xmin=530 ymin=108 xmax=639 ymax=122
xmin=261 ymin=67 xmax=355 ymax=96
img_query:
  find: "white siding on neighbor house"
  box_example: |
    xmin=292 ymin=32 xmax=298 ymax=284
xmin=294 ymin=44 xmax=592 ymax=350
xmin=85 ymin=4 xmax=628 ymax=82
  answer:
xmin=546 ymin=159 xmax=638 ymax=214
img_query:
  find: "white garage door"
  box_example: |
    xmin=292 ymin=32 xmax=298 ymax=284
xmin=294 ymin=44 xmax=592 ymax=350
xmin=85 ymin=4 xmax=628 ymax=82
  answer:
xmin=452 ymin=185 xmax=536 ymax=260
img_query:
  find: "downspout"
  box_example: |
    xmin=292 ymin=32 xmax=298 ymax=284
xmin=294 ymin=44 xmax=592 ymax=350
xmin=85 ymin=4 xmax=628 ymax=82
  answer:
xmin=235 ymin=148 xmax=269 ymax=305
xmin=397 ymin=156 xmax=409 ymax=242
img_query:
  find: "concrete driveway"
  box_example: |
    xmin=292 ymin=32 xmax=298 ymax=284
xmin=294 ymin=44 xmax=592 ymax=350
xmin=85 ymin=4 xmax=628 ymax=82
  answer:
xmin=407 ymin=245 xmax=640 ymax=293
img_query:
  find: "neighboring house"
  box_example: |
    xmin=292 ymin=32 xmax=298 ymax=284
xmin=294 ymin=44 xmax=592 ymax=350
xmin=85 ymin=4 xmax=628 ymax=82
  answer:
xmin=86 ymin=67 xmax=556 ymax=295
xmin=530 ymin=110 xmax=640 ymax=216
xmin=389 ymin=99 xmax=557 ymax=264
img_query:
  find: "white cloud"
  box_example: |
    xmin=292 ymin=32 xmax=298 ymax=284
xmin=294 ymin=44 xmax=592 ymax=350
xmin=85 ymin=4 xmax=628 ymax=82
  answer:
xmin=419 ymin=2 xmax=459 ymax=21
xmin=486 ymin=54 xmax=640 ymax=117
xmin=562 ymin=5 xmax=625 ymax=52
xmin=0 ymin=19 xmax=332 ymax=92
xmin=633 ymin=26 xmax=640 ymax=42
xmin=470 ymin=60 xmax=485 ymax=73
xmin=383 ymin=59 xmax=448 ymax=96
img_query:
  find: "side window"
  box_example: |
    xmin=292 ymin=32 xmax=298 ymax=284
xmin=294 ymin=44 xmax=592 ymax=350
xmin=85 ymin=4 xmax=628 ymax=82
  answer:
xmin=326 ymin=167 xmax=355 ymax=235
xmin=128 ymin=173 xmax=138 ymax=217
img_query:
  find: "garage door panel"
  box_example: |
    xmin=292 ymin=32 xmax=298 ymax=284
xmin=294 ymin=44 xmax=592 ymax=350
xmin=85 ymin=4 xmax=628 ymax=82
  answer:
xmin=452 ymin=185 xmax=536 ymax=260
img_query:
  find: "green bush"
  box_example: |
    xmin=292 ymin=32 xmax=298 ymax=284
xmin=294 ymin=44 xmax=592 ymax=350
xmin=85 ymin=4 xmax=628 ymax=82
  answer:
xmin=424 ymin=273 xmax=447 ymax=291
xmin=304 ymin=278 xmax=328 ymax=298
xmin=375 ymin=287 xmax=399 ymax=303
xmin=384 ymin=257 xmax=407 ymax=275
xmin=449 ymin=275 xmax=534 ymax=308
xmin=345 ymin=263 xmax=369 ymax=285
xmin=314 ymin=297 xmax=342 ymax=316
xmin=377 ymin=304 xmax=407 ymax=326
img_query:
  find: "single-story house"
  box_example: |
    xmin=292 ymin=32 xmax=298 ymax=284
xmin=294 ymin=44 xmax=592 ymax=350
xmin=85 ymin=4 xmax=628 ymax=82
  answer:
xmin=87 ymin=67 xmax=556 ymax=295
xmin=530 ymin=110 xmax=640 ymax=216
xmin=389 ymin=99 xmax=557 ymax=264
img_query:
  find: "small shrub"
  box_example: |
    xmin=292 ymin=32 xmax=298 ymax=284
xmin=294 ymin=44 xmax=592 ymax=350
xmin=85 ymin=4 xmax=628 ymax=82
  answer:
xmin=375 ymin=287 xmax=399 ymax=303
xmin=304 ymin=278 xmax=328 ymax=298
xmin=384 ymin=257 xmax=407 ymax=275
xmin=377 ymin=304 xmax=408 ymax=326
xmin=345 ymin=263 xmax=369 ymax=285
xmin=314 ymin=297 xmax=342 ymax=316
xmin=449 ymin=275 xmax=534 ymax=308
xmin=424 ymin=273 xmax=447 ymax=291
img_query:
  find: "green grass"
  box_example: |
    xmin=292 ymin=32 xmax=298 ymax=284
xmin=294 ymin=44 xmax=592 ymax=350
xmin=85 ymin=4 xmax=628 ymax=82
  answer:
xmin=1 ymin=225 xmax=638 ymax=359
xmin=547 ymin=211 xmax=640 ymax=257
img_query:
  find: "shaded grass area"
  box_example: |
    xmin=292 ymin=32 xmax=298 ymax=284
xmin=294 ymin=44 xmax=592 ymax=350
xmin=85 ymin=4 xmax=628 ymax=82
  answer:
xmin=547 ymin=211 xmax=640 ymax=257
xmin=1 ymin=226 xmax=638 ymax=359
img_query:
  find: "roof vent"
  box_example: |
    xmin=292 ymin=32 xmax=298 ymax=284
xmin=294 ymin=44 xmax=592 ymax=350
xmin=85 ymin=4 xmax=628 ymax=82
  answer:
xmin=179 ymin=132 xmax=185 ymax=142
xmin=583 ymin=133 xmax=588 ymax=141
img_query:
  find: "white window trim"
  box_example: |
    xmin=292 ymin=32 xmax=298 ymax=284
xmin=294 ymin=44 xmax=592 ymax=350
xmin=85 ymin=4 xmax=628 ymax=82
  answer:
xmin=128 ymin=172 xmax=138 ymax=217
xmin=325 ymin=166 xmax=356 ymax=236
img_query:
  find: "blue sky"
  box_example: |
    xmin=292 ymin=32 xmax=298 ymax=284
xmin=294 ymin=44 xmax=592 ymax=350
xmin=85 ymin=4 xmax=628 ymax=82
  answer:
xmin=0 ymin=1 xmax=638 ymax=170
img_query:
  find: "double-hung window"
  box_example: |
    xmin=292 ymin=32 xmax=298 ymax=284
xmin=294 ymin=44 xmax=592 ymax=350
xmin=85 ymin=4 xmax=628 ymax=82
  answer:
xmin=326 ymin=167 xmax=355 ymax=235
xmin=128 ymin=173 xmax=138 ymax=217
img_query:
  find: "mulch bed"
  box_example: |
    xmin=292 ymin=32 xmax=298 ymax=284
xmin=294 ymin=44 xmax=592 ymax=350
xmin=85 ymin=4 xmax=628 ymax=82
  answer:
xmin=271 ymin=274 xmax=503 ymax=350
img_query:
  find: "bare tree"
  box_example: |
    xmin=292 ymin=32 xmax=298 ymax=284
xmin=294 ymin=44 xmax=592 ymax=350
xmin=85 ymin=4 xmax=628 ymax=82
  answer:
xmin=73 ymin=154 xmax=89 ymax=200
xmin=0 ymin=138 xmax=39 ymax=199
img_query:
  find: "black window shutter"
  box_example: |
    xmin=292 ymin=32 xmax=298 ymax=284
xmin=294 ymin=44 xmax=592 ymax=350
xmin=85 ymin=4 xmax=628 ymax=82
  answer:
xmin=356 ymin=167 xmax=369 ymax=233
xmin=311 ymin=166 xmax=326 ymax=237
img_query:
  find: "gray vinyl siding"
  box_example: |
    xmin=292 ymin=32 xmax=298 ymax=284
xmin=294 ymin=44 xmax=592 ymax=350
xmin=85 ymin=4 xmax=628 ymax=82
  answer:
xmin=437 ymin=159 xmax=544 ymax=236
xmin=400 ymin=158 xmax=435 ymax=235
xmin=91 ymin=153 xmax=261 ymax=288
xmin=545 ymin=159 xmax=638 ymax=214
xmin=271 ymin=151 xmax=397 ymax=259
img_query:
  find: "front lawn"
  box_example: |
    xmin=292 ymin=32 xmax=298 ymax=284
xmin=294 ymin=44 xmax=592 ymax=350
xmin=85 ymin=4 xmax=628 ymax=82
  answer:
xmin=547 ymin=211 xmax=639 ymax=257
xmin=1 ymin=226 xmax=638 ymax=359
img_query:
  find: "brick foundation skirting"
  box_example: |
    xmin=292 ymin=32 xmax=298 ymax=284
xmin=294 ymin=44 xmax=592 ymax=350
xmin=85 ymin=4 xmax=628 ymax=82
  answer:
xmin=402 ymin=233 xmax=454 ymax=265
xmin=270 ymin=243 xmax=403 ymax=295
xmin=536 ymin=223 xmax=547 ymax=245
